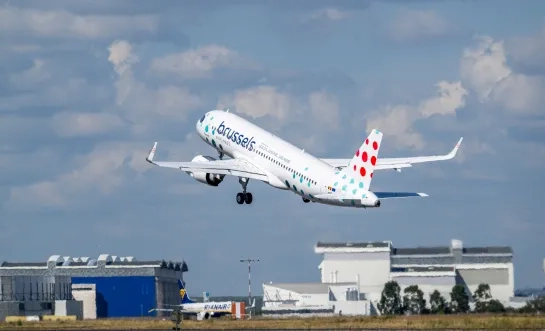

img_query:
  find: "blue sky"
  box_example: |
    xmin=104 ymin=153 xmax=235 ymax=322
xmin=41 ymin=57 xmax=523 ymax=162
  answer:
xmin=1 ymin=0 xmax=544 ymax=296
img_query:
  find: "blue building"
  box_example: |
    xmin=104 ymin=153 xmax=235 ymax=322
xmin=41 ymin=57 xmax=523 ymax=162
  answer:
xmin=1 ymin=254 xmax=188 ymax=319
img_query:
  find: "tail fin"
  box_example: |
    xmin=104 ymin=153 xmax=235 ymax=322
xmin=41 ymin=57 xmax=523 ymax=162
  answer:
xmin=338 ymin=129 xmax=383 ymax=191
xmin=178 ymin=279 xmax=194 ymax=304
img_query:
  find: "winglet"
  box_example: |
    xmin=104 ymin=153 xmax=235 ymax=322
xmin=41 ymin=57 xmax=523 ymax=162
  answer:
xmin=448 ymin=137 xmax=463 ymax=159
xmin=146 ymin=142 xmax=157 ymax=164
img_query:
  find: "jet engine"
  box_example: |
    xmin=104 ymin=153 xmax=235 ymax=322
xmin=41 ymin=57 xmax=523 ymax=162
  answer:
xmin=188 ymin=155 xmax=225 ymax=187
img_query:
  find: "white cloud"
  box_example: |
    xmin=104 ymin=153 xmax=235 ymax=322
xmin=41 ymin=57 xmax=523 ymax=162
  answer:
xmin=108 ymin=40 xmax=139 ymax=76
xmin=368 ymin=33 xmax=544 ymax=151
xmin=0 ymin=7 xmax=157 ymax=38
xmin=52 ymin=112 xmax=126 ymax=137
xmin=460 ymin=36 xmax=511 ymax=102
xmin=150 ymin=45 xmax=256 ymax=79
xmin=5 ymin=135 xmax=209 ymax=209
xmin=107 ymin=40 xmax=203 ymax=128
xmin=387 ymin=9 xmax=450 ymax=42
xmin=217 ymin=86 xmax=341 ymax=129
xmin=8 ymin=143 xmax=131 ymax=207
xmin=216 ymin=86 xmax=341 ymax=151
xmin=366 ymin=81 xmax=467 ymax=149
xmin=366 ymin=104 xmax=424 ymax=149
xmin=460 ymin=35 xmax=544 ymax=114
xmin=419 ymin=81 xmax=468 ymax=117
xmin=302 ymin=8 xmax=351 ymax=23
xmin=308 ymin=91 xmax=340 ymax=130
xmin=217 ymin=86 xmax=296 ymax=120
xmin=9 ymin=59 xmax=52 ymax=89
xmin=6 ymin=140 xmax=159 ymax=208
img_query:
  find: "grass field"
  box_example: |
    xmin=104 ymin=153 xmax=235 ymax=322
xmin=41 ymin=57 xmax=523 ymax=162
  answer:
xmin=1 ymin=314 xmax=545 ymax=329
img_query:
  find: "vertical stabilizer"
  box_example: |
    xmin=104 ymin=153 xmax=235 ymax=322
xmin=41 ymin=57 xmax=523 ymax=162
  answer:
xmin=335 ymin=129 xmax=383 ymax=193
xmin=178 ymin=279 xmax=194 ymax=304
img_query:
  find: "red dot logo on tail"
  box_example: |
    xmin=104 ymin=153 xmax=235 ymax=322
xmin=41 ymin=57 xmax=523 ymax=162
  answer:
xmin=362 ymin=151 xmax=368 ymax=162
xmin=360 ymin=166 xmax=366 ymax=177
xmin=371 ymin=156 xmax=377 ymax=166
xmin=373 ymin=141 xmax=378 ymax=150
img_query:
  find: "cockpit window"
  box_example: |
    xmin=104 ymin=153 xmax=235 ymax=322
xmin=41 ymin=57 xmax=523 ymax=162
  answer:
xmin=199 ymin=114 xmax=206 ymax=123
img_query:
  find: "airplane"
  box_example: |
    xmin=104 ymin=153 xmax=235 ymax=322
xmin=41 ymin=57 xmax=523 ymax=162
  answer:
xmin=149 ymin=280 xmax=254 ymax=320
xmin=146 ymin=109 xmax=463 ymax=208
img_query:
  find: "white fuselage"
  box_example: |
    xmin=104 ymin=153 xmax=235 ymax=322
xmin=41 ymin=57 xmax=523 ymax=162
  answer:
xmin=195 ymin=110 xmax=376 ymax=207
xmin=180 ymin=301 xmax=232 ymax=313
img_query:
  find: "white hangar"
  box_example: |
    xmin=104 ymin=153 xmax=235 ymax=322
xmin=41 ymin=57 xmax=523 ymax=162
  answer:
xmin=262 ymin=239 xmax=515 ymax=315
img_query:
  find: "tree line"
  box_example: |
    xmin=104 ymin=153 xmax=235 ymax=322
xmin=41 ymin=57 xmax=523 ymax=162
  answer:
xmin=377 ymin=280 xmax=545 ymax=315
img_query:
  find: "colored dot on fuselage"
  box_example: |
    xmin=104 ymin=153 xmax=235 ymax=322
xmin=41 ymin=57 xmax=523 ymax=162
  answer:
xmin=205 ymin=125 xmax=209 ymax=132
xmin=359 ymin=182 xmax=364 ymax=188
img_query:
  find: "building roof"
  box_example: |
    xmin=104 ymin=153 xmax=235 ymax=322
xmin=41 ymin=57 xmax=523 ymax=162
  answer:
xmin=264 ymin=282 xmax=356 ymax=294
xmin=316 ymin=239 xmax=512 ymax=257
xmin=393 ymin=247 xmax=451 ymax=255
xmin=1 ymin=254 xmax=189 ymax=272
xmin=314 ymin=241 xmax=392 ymax=254
xmin=316 ymin=242 xmax=391 ymax=248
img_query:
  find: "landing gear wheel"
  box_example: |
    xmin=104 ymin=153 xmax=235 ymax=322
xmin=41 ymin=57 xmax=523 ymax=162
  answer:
xmin=245 ymin=193 xmax=253 ymax=204
xmin=237 ymin=177 xmax=252 ymax=205
xmin=302 ymin=197 xmax=310 ymax=203
xmin=236 ymin=193 xmax=245 ymax=204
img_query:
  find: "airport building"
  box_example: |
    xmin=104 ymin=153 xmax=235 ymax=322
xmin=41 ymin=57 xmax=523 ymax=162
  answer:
xmin=263 ymin=239 xmax=515 ymax=315
xmin=0 ymin=254 xmax=188 ymax=320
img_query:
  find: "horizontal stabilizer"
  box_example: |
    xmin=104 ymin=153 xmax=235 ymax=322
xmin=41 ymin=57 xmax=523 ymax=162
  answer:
xmin=374 ymin=192 xmax=428 ymax=199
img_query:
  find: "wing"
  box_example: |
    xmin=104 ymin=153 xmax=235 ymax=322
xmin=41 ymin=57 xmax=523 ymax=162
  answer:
xmin=145 ymin=142 xmax=268 ymax=181
xmin=322 ymin=137 xmax=463 ymax=171
xmin=148 ymin=308 xmax=198 ymax=315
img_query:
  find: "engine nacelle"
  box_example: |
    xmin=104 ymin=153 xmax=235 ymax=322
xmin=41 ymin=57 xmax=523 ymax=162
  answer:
xmin=188 ymin=155 xmax=225 ymax=187
xmin=197 ymin=311 xmax=212 ymax=320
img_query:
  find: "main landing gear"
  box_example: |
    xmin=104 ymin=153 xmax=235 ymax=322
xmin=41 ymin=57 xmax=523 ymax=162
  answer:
xmin=302 ymin=197 xmax=310 ymax=203
xmin=236 ymin=177 xmax=253 ymax=205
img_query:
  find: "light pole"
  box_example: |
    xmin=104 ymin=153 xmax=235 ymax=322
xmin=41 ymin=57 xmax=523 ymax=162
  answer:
xmin=240 ymin=258 xmax=259 ymax=306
